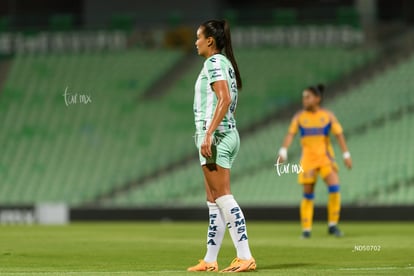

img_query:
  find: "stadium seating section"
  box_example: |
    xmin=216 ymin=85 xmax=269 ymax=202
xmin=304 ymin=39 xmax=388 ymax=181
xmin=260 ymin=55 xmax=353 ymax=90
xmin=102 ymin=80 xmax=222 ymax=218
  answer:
xmin=105 ymin=51 xmax=414 ymax=207
xmin=2 ymin=46 xmax=411 ymax=207
xmin=0 ymin=49 xmax=184 ymax=204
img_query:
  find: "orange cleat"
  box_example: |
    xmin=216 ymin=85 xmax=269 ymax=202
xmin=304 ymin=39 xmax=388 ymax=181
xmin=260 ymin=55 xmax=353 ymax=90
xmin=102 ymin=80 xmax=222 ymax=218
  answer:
xmin=220 ymin=257 xmax=256 ymax=273
xmin=187 ymin=259 xmax=219 ymax=272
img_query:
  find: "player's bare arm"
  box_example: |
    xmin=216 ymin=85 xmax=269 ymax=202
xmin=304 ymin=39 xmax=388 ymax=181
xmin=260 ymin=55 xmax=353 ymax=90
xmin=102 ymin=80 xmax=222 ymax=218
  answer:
xmin=335 ymin=133 xmax=352 ymax=169
xmin=278 ymin=132 xmax=295 ymax=162
xmin=201 ymin=80 xmax=231 ymax=158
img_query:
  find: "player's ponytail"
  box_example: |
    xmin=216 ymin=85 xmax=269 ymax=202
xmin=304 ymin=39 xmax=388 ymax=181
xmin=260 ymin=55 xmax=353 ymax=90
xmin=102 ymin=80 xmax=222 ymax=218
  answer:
xmin=222 ymin=20 xmax=242 ymax=90
xmin=201 ymin=19 xmax=242 ymax=89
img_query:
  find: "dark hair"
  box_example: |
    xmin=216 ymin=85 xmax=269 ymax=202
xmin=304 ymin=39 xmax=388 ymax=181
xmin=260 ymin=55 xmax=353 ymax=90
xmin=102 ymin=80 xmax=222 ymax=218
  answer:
xmin=307 ymin=84 xmax=325 ymax=99
xmin=200 ymin=19 xmax=242 ymax=89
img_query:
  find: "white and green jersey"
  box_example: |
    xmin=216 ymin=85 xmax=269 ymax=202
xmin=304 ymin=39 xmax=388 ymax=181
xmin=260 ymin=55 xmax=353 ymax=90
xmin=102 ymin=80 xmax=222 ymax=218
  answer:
xmin=194 ymin=54 xmax=238 ymax=134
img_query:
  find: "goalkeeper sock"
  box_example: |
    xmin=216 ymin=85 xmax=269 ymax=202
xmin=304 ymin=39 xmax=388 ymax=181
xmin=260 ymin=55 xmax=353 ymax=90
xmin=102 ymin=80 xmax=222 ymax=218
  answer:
xmin=327 ymin=185 xmax=341 ymax=226
xmin=300 ymin=193 xmax=314 ymax=231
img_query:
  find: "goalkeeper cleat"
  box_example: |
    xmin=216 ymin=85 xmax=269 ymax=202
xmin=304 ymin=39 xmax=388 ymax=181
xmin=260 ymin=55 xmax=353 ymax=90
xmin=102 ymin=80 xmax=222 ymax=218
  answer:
xmin=328 ymin=225 xmax=344 ymax=237
xmin=301 ymin=230 xmax=311 ymax=239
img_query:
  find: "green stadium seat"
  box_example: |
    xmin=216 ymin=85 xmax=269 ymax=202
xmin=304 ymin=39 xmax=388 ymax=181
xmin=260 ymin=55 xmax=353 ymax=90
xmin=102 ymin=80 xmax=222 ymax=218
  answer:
xmin=110 ymin=14 xmax=134 ymax=32
xmin=0 ymin=16 xmax=11 ymax=32
xmin=49 ymin=14 xmax=74 ymax=31
xmin=272 ymin=9 xmax=298 ymax=26
xmin=336 ymin=6 xmax=360 ymax=29
xmin=223 ymin=10 xmax=239 ymax=27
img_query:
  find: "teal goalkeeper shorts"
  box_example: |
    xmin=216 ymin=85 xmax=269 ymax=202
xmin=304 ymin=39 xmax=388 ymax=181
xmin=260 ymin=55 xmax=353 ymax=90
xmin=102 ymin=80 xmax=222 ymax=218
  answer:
xmin=194 ymin=129 xmax=240 ymax=169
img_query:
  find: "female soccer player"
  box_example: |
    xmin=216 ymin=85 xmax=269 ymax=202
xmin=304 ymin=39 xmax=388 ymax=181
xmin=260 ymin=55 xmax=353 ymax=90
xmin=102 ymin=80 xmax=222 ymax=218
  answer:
xmin=187 ymin=20 xmax=256 ymax=272
xmin=277 ymin=84 xmax=352 ymax=238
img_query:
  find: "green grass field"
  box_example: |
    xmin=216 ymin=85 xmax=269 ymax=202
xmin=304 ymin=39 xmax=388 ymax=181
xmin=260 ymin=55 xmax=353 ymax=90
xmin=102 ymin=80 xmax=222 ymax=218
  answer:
xmin=1 ymin=222 xmax=413 ymax=275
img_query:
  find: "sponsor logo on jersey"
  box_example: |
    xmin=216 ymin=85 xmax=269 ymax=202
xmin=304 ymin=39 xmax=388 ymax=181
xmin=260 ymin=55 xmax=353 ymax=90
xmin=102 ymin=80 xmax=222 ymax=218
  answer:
xmin=208 ymin=68 xmax=220 ymax=72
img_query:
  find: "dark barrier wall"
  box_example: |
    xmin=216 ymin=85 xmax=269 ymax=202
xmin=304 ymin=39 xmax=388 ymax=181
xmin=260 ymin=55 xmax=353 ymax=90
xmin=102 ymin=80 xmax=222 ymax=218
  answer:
xmin=70 ymin=206 xmax=414 ymax=222
xmin=0 ymin=206 xmax=412 ymax=223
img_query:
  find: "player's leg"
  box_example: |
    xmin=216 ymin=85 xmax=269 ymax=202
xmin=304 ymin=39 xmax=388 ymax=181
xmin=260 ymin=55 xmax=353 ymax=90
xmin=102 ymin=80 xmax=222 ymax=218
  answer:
xmin=203 ymin=169 xmax=237 ymax=252
xmin=203 ymin=164 xmax=255 ymax=272
xmin=205 ymin=131 xmax=255 ymax=272
xmin=299 ymin=168 xmax=317 ymax=238
xmin=322 ymin=164 xmax=343 ymax=237
xmin=187 ymin=177 xmax=223 ymax=272
xmin=188 ymin=133 xmax=224 ymax=272
xmin=301 ymin=182 xmax=315 ymax=238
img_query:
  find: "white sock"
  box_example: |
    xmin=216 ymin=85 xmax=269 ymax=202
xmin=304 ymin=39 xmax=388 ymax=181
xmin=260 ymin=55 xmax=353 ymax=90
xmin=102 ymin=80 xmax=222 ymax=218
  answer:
xmin=222 ymin=209 xmax=238 ymax=249
xmin=215 ymin=195 xmax=253 ymax=260
xmin=203 ymin=202 xmax=226 ymax=263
